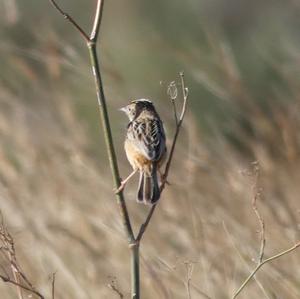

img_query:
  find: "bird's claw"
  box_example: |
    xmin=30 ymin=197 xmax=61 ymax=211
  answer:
xmin=114 ymin=181 xmax=125 ymax=194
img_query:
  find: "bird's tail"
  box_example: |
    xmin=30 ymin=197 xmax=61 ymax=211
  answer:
xmin=137 ymin=163 xmax=160 ymax=205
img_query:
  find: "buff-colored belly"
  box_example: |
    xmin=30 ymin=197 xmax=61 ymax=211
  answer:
xmin=125 ymin=139 xmax=151 ymax=171
xmin=125 ymin=138 xmax=167 ymax=176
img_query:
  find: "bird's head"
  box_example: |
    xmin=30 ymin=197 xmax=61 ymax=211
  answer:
xmin=120 ymin=99 xmax=155 ymax=121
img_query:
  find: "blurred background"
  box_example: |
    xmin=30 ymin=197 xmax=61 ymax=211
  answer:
xmin=0 ymin=0 xmax=300 ymax=298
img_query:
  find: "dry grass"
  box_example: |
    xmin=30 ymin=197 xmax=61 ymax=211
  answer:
xmin=1 ymin=1 xmax=300 ymax=298
xmin=0 ymin=82 xmax=300 ymax=298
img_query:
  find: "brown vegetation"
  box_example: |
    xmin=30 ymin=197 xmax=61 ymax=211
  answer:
xmin=1 ymin=0 xmax=300 ymax=298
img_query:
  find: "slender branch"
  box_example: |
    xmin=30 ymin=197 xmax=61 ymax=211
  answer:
xmin=251 ymin=162 xmax=265 ymax=263
xmin=107 ymin=276 xmax=124 ymax=298
xmin=48 ymin=1 xmax=138 ymax=297
xmin=232 ymin=242 xmax=300 ymax=298
xmin=184 ymin=261 xmax=194 ymax=299
xmin=90 ymin=0 xmax=104 ymax=42
xmin=179 ymin=72 xmax=189 ymax=122
xmin=0 ymin=275 xmax=44 ymax=299
xmin=88 ymin=0 xmax=135 ymax=244
xmin=162 ymin=72 xmax=188 ymax=189
xmin=108 ymin=283 xmax=124 ymax=299
xmin=12 ymin=261 xmax=35 ymax=290
xmin=130 ymin=245 xmax=140 ymax=299
xmin=51 ymin=273 xmax=56 ymax=299
xmin=8 ymin=253 xmax=24 ymax=299
xmin=48 ymin=0 xmax=90 ymax=42
xmin=136 ymin=205 xmax=156 ymax=242
xmin=86 ymin=28 xmax=135 ymax=244
xmin=49 ymin=0 xmax=135 ymax=245
xmin=0 ymin=223 xmax=23 ymax=299
xmin=0 ymin=221 xmax=44 ymax=299
xmin=161 ymin=258 xmax=212 ymax=299
xmin=136 ymin=72 xmax=189 ymax=242
xmin=231 ymin=164 xmax=300 ymax=298
xmin=222 ymin=221 xmax=271 ymax=299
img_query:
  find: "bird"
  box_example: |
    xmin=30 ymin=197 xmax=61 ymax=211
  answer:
xmin=118 ymin=99 xmax=167 ymax=204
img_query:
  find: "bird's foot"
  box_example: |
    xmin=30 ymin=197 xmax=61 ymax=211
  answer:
xmin=114 ymin=181 xmax=126 ymax=194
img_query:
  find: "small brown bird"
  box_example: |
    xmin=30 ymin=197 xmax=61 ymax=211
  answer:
xmin=119 ymin=99 xmax=166 ymax=204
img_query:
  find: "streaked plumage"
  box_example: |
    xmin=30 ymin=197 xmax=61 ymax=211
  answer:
xmin=121 ymin=99 xmax=166 ymax=204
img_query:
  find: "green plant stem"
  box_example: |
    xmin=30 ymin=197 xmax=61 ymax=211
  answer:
xmin=88 ymin=41 xmax=138 ymax=296
xmin=87 ymin=43 xmax=135 ymax=245
xmin=130 ymin=244 xmax=140 ymax=299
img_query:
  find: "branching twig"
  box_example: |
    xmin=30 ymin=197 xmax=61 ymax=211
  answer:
xmin=0 ymin=221 xmax=23 ymax=299
xmin=232 ymin=163 xmax=300 ymax=298
xmin=232 ymin=242 xmax=300 ymax=298
xmin=136 ymin=72 xmax=189 ymax=242
xmin=90 ymin=0 xmax=104 ymax=42
xmin=49 ymin=0 xmax=90 ymax=42
xmin=48 ymin=0 xmax=135 ymax=246
xmin=160 ymin=257 xmax=211 ymax=299
xmin=0 ymin=274 xmax=45 ymax=299
xmin=0 ymin=221 xmax=44 ymax=299
xmin=184 ymin=261 xmax=194 ymax=299
xmin=222 ymin=221 xmax=271 ymax=299
xmin=162 ymin=72 xmax=188 ymax=189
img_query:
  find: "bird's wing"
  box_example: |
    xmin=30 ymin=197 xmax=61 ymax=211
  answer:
xmin=128 ymin=118 xmax=166 ymax=161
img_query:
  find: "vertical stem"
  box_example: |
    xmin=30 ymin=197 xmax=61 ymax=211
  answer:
xmin=130 ymin=244 xmax=140 ymax=299
xmin=49 ymin=1 xmax=141 ymax=298
xmin=87 ymin=43 xmax=135 ymax=244
xmin=88 ymin=42 xmax=139 ymax=298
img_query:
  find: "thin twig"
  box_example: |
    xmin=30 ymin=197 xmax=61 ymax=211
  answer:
xmin=87 ymin=4 xmax=135 ymax=244
xmin=251 ymin=161 xmax=265 ymax=263
xmin=222 ymin=221 xmax=271 ymax=299
xmin=12 ymin=261 xmax=35 ymax=290
xmin=136 ymin=205 xmax=156 ymax=242
xmin=51 ymin=272 xmax=56 ymax=299
xmin=0 ymin=224 xmax=24 ymax=299
xmin=49 ymin=0 xmax=135 ymax=245
xmin=161 ymin=72 xmax=188 ymax=189
xmin=0 ymin=219 xmax=44 ymax=299
xmin=48 ymin=0 xmax=90 ymax=42
xmin=179 ymin=72 xmax=189 ymax=121
xmin=49 ymin=1 xmax=138 ymax=296
xmin=107 ymin=276 xmax=124 ymax=299
xmin=232 ymin=242 xmax=300 ymax=298
xmin=90 ymin=0 xmax=104 ymax=42
xmin=0 ymin=274 xmax=44 ymax=299
xmin=136 ymin=72 xmax=189 ymax=242
xmin=158 ymin=257 xmax=212 ymax=299
xmin=184 ymin=261 xmax=194 ymax=299
xmin=9 ymin=257 xmax=23 ymax=299
xmin=231 ymin=163 xmax=299 ymax=299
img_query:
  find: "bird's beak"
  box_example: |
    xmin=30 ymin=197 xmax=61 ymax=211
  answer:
xmin=119 ymin=107 xmax=127 ymax=113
